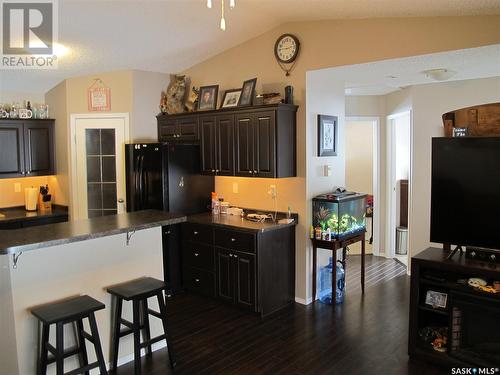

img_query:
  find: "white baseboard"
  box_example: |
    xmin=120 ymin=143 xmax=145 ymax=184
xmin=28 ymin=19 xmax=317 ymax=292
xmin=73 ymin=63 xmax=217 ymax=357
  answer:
xmin=295 ymin=296 xmax=313 ymax=305
xmin=116 ymin=341 xmax=168 ymax=367
xmin=88 ymin=341 xmax=168 ymax=373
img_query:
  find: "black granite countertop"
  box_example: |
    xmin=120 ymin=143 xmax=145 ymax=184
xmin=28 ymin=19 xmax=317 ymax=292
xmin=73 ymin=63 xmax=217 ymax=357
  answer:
xmin=187 ymin=212 xmax=297 ymax=233
xmin=0 ymin=205 xmax=68 ymax=224
xmin=0 ymin=210 xmax=186 ymax=255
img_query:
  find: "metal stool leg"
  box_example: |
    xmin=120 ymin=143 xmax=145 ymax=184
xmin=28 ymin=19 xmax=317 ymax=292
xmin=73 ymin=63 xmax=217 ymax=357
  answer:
xmin=132 ymin=300 xmax=142 ymax=375
xmin=88 ymin=313 xmax=108 ymax=375
xmin=141 ymin=299 xmax=152 ymax=357
xmin=110 ymin=297 xmax=123 ymax=371
xmin=76 ymin=319 xmax=90 ymax=375
xmin=156 ymin=292 xmax=176 ymax=369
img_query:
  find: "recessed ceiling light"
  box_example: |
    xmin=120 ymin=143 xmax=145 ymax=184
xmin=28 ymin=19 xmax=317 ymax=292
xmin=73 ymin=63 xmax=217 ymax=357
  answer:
xmin=423 ymin=68 xmax=456 ymax=81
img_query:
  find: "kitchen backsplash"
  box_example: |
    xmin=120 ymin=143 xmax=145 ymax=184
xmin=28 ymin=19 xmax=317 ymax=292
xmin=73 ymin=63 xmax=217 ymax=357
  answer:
xmin=0 ymin=176 xmax=54 ymax=208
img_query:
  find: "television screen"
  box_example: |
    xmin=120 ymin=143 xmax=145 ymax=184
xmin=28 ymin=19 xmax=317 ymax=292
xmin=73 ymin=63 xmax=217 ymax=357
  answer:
xmin=431 ymin=137 xmax=500 ymax=249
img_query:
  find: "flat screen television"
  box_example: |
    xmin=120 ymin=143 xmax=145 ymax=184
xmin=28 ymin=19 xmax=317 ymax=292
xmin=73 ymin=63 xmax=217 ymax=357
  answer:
xmin=431 ymin=137 xmax=500 ymax=249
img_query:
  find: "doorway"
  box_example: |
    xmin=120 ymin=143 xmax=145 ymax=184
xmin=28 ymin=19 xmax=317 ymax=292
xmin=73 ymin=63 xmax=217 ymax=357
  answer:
xmin=386 ymin=111 xmax=411 ymax=267
xmin=345 ymin=117 xmax=380 ymax=256
xmin=70 ymin=113 xmax=130 ymax=220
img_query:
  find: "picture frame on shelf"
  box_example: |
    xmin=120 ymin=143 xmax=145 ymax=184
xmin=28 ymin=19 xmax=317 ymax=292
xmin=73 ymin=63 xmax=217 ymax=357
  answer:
xmin=317 ymin=114 xmax=338 ymax=157
xmin=220 ymin=89 xmax=242 ymax=109
xmin=238 ymin=78 xmax=257 ymax=106
xmin=425 ymin=290 xmax=448 ymax=309
xmin=198 ymin=85 xmax=219 ymax=111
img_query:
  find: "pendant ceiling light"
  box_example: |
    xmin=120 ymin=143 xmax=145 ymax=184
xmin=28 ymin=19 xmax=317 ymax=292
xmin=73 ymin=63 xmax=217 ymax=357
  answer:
xmin=206 ymin=0 xmax=235 ymax=31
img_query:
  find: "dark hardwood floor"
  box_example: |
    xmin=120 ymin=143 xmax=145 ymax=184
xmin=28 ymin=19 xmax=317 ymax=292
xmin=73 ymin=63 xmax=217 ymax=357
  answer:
xmin=117 ymin=256 xmax=444 ymax=375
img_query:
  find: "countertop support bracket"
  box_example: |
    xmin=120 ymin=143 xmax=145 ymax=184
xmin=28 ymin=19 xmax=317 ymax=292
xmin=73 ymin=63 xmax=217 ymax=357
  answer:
xmin=13 ymin=252 xmax=23 ymax=269
xmin=126 ymin=230 xmax=136 ymax=246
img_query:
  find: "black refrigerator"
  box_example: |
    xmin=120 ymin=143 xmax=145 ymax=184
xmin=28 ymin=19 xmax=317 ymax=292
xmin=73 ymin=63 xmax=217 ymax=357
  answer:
xmin=125 ymin=143 xmax=214 ymax=295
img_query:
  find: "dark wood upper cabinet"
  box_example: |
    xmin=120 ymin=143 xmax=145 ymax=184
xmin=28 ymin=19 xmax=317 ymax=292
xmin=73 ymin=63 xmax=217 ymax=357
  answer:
xmin=199 ymin=116 xmax=217 ymax=174
xmin=157 ymin=104 xmax=297 ymax=178
xmin=0 ymin=121 xmax=25 ymax=177
xmin=0 ymin=119 xmax=55 ymax=178
xmin=216 ymin=115 xmax=234 ymax=176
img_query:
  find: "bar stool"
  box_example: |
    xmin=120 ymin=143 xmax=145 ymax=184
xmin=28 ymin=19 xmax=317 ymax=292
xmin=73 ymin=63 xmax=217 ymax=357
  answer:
xmin=31 ymin=295 xmax=108 ymax=375
xmin=107 ymin=277 xmax=176 ymax=374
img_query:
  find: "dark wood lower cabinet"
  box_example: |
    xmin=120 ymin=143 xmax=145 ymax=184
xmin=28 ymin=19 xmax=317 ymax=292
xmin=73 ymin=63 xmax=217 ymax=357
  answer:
xmin=182 ymin=220 xmax=295 ymax=317
xmin=215 ymin=247 xmax=234 ymax=303
xmin=215 ymin=247 xmax=256 ymax=310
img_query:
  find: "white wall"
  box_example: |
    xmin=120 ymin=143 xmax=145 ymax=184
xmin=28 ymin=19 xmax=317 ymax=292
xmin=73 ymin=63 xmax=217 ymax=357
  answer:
xmin=306 ymin=71 xmax=346 ymax=302
xmin=131 ymin=70 xmax=170 ymax=142
xmin=0 ymin=91 xmax=45 ymax=106
xmin=410 ymin=77 xmax=500 ymax=257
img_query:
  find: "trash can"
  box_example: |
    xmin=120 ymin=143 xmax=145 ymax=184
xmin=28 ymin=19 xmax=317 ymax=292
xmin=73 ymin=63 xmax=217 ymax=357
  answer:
xmin=396 ymin=226 xmax=408 ymax=255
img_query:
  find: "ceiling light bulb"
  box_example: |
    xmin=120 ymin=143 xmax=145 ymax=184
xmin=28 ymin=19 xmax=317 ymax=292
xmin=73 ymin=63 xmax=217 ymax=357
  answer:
xmin=230 ymin=0 xmax=235 ymax=8
xmin=220 ymin=17 xmax=226 ymax=31
xmin=53 ymin=43 xmax=70 ymax=57
xmin=207 ymin=0 xmax=212 ymax=8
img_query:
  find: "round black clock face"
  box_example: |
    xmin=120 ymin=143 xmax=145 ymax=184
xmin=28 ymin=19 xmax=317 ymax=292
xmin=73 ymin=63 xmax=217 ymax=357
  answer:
xmin=274 ymin=34 xmax=300 ymax=64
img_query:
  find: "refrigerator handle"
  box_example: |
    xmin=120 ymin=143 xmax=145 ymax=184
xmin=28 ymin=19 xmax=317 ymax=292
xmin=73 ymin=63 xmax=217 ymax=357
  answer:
xmin=139 ymin=155 xmax=145 ymax=208
xmin=134 ymin=154 xmax=140 ymax=207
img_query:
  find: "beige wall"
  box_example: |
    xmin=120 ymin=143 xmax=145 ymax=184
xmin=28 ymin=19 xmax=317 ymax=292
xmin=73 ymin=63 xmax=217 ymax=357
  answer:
xmin=345 ymin=120 xmax=374 ymax=195
xmin=183 ymin=16 xmax=500 ymax=302
xmin=132 ymin=70 xmax=170 ymax=142
xmin=44 ymin=70 xmax=165 ymax=212
xmin=0 ymin=177 xmax=51 ymax=208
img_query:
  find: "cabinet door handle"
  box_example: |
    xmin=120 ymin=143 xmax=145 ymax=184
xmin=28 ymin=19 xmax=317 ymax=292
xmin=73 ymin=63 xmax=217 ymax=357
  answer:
xmin=231 ymin=238 xmax=236 ymax=242
xmin=193 ymin=231 xmax=198 ymax=235
xmin=254 ymin=170 xmax=257 ymax=174
xmin=164 ymin=231 xmax=171 ymax=235
xmin=195 ymin=278 xmax=200 ymax=282
xmin=229 ymin=254 xmax=233 ymax=257
xmin=234 ymin=254 xmax=238 ymax=258
xmin=194 ymin=252 xmax=199 ymax=257
xmin=211 ymin=169 xmax=215 ymax=173
xmin=249 ymin=171 xmax=253 ymax=174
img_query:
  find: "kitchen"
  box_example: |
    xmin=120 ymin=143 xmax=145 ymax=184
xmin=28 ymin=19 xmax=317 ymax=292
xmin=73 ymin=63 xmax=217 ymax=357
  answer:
xmin=0 ymin=73 xmax=299 ymax=374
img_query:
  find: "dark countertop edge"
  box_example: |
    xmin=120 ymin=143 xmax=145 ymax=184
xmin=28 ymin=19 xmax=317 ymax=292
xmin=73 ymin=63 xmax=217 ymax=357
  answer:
xmin=0 ymin=205 xmax=68 ymax=224
xmin=186 ymin=213 xmax=297 ymax=233
xmin=1 ymin=214 xmax=187 ymax=255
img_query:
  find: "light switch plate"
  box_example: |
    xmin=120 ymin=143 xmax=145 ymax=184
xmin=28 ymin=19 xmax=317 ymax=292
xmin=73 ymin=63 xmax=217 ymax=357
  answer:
xmin=14 ymin=183 xmax=21 ymax=193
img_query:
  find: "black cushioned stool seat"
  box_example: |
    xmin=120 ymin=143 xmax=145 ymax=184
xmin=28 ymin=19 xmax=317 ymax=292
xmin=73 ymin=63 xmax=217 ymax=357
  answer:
xmin=31 ymin=295 xmax=108 ymax=375
xmin=107 ymin=277 xmax=176 ymax=375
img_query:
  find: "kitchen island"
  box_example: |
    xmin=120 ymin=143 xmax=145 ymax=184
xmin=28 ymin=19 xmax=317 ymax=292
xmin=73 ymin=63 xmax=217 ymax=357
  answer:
xmin=0 ymin=210 xmax=186 ymax=375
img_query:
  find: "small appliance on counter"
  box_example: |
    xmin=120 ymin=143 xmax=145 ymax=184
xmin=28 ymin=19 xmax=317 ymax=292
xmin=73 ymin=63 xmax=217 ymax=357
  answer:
xmin=24 ymin=187 xmax=38 ymax=211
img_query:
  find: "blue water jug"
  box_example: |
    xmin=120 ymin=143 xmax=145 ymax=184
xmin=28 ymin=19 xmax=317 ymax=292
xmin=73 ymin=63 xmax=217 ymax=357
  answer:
xmin=317 ymin=257 xmax=345 ymax=304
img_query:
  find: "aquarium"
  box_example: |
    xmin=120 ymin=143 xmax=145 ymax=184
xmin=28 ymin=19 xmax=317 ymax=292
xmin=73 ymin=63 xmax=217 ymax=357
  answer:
xmin=312 ymin=192 xmax=367 ymax=240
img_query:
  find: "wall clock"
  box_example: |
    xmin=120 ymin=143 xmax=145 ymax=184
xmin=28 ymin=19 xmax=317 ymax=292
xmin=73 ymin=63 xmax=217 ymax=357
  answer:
xmin=274 ymin=34 xmax=300 ymax=76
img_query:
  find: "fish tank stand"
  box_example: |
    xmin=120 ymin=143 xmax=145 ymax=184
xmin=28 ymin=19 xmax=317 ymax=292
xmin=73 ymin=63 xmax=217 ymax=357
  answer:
xmin=311 ymin=232 xmax=366 ymax=304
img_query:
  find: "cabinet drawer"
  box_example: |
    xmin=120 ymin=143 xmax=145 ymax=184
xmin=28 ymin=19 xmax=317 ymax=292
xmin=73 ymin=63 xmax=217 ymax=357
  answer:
xmin=182 ymin=223 xmax=213 ymax=244
xmin=215 ymin=229 xmax=255 ymax=253
xmin=183 ymin=268 xmax=215 ymax=297
xmin=184 ymin=242 xmax=214 ymax=271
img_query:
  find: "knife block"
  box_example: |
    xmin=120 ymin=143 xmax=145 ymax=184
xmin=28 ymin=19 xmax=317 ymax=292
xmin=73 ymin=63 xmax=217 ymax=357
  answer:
xmin=38 ymin=195 xmax=52 ymax=212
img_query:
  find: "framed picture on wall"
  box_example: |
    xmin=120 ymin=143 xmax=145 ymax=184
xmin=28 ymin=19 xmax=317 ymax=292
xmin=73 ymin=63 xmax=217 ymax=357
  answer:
xmin=317 ymin=114 xmax=338 ymax=157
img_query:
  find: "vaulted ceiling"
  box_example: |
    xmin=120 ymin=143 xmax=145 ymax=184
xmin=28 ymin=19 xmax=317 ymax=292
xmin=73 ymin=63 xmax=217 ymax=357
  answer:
xmin=1 ymin=0 xmax=500 ymax=93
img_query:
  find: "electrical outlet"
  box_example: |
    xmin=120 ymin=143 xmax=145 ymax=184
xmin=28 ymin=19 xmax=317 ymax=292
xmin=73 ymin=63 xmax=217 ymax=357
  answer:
xmin=268 ymin=184 xmax=277 ymax=199
xmin=232 ymin=182 xmax=239 ymax=194
xmin=14 ymin=183 xmax=21 ymax=193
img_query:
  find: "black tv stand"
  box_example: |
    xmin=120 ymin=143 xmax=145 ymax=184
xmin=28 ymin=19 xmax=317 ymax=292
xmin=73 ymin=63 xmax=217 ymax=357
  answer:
xmin=446 ymin=245 xmax=464 ymax=260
